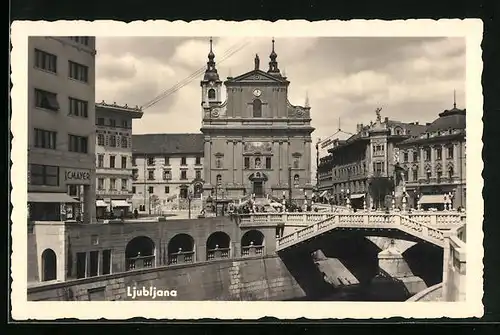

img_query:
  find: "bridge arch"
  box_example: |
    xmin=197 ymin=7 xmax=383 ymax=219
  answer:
xmin=241 ymin=230 xmax=265 ymax=257
xmin=402 ymin=242 xmax=443 ymax=286
xmin=125 ymin=236 xmax=155 ymax=271
xmin=206 ymin=231 xmax=231 ymax=260
xmin=168 ymin=233 xmax=195 ymax=264
xmin=41 ymin=248 xmax=57 ymax=281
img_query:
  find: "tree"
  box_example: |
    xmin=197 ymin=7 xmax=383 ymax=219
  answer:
xmin=368 ymin=177 xmax=395 ymax=209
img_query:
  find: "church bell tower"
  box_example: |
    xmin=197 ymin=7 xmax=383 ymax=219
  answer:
xmin=201 ymin=37 xmax=222 ymax=108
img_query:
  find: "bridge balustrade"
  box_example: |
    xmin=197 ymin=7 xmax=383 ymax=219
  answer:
xmin=168 ymin=251 xmax=195 ymax=265
xmin=126 ymin=255 xmax=155 ymax=271
xmin=207 ymin=248 xmax=230 ymax=260
xmin=241 ymin=245 xmax=264 ymax=257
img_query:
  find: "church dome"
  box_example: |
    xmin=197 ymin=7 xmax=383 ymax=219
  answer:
xmin=425 ymin=107 xmax=466 ymax=133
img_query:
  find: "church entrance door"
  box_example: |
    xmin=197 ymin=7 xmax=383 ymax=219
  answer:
xmin=253 ymin=181 xmax=264 ymax=198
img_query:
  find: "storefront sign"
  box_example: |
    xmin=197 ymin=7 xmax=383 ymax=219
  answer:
xmin=64 ymin=168 xmax=91 ymax=185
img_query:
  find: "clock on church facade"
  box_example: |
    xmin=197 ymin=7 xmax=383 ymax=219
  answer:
xmin=200 ymin=38 xmax=315 ymax=204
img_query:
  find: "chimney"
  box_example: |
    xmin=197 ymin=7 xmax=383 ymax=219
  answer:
xmin=384 ymin=117 xmax=389 ymax=123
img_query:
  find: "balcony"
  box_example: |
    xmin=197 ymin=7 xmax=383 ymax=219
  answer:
xmin=96 ymin=189 xmax=131 ymax=196
xmin=206 ymin=248 xmax=230 ymax=260
xmin=167 ymin=251 xmax=195 ymax=265
xmin=241 ymin=245 xmax=264 ymax=257
xmin=126 ymin=255 xmax=155 ymax=271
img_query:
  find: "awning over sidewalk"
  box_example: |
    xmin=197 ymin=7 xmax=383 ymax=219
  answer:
xmin=96 ymin=200 xmax=108 ymax=207
xmin=28 ymin=192 xmax=79 ymax=203
xmin=112 ymin=200 xmax=131 ymax=208
xmin=418 ymin=194 xmax=446 ymax=204
xmin=350 ymin=193 xmax=365 ymax=199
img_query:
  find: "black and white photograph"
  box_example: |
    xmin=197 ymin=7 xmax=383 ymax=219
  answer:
xmin=11 ymin=20 xmax=483 ymax=319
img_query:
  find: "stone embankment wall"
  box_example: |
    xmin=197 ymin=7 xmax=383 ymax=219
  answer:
xmin=28 ymin=255 xmax=306 ymax=301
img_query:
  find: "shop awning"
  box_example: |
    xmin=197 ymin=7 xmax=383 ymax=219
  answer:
xmin=96 ymin=200 xmax=108 ymax=207
xmin=350 ymin=193 xmax=365 ymax=199
xmin=112 ymin=200 xmax=131 ymax=208
xmin=319 ymin=191 xmax=328 ymax=197
xmin=418 ymin=194 xmax=446 ymax=204
xmin=28 ymin=192 xmax=79 ymax=203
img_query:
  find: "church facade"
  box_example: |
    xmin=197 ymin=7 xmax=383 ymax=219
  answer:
xmin=200 ymin=39 xmax=314 ymax=204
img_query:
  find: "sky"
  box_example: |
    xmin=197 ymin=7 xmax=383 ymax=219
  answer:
xmin=95 ymin=36 xmax=466 ymax=177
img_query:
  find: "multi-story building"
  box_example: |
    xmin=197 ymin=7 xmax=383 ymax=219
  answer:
xmin=397 ymin=104 xmax=466 ymax=209
xmin=317 ymin=103 xmax=466 ymax=210
xmin=95 ymin=101 xmax=143 ymax=218
xmin=200 ymin=39 xmax=314 ymax=209
xmin=131 ymin=134 xmax=205 ymax=213
xmin=27 ymin=36 xmax=97 ymax=223
xmin=317 ymin=109 xmax=426 ymax=209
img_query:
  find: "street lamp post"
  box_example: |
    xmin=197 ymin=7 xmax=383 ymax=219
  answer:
xmin=187 ymin=190 xmax=193 ymax=219
xmin=288 ymin=166 xmax=292 ymax=208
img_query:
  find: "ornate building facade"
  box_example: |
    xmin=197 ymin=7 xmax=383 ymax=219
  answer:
xmin=397 ymin=104 xmax=466 ymax=209
xmin=131 ymin=134 xmax=204 ymax=214
xmin=95 ymin=101 xmax=143 ymax=218
xmin=317 ymin=110 xmax=427 ymax=209
xmin=200 ymin=39 xmax=314 ymax=205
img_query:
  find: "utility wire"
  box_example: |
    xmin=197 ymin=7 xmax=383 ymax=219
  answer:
xmin=141 ymin=38 xmax=252 ymax=111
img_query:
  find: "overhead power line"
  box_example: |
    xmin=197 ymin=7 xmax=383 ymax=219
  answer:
xmin=141 ymin=38 xmax=252 ymax=111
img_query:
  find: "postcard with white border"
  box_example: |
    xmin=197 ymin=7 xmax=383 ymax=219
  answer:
xmin=11 ymin=19 xmax=483 ymax=320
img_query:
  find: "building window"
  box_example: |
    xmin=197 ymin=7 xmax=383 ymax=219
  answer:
xmin=412 ymin=169 xmax=418 ymax=181
xmin=148 ymin=170 xmax=155 ymax=180
xmin=147 ymin=157 xmax=155 ymax=166
xmin=180 ymin=170 xmax=187 ymax=180
xmin=165 ymin=186 xmax=170 ymax=193
xmin=437 ymin=169 xmax=442 ymax=183
xmin=448 ymin=167 xmax=454 ymax=179
xmin=195 ymin=170 xmax=202 ymax=180
xmin=163 ymin=170 xmax=171 ymax=180
xmin=76 ymin=252 xmax=86 ymax=279
xmin=109 ymin=156 xmax=115 ymax=168
xmin=195 ymin=157 xmax=201 ymax=165
xmin=148 ymin=186 xmax=154 ymax=194
xmin=34 ymin=128 xmax=57 ymax=149
xmin=68 ymin=97 xmax=88 ymax=118
xmin=132 ymin=169 xmax=138 ymax=180
xmin=253 ymin=99 xmax=262 ymax=117
xmin=373 ymin=144 xmax=385 ymax=156
xmin=109 ymin=178 xmax=116 ymax=190
xmin=35 ymin=89 xmax=60 ymax=111
xmin=265 ymin=157 xmax=272 ymax=169
xmin=121 ymin=136 xmax=128 ymax=148
xmin=403 ymin=170 xmax=409 ymax=181
xmin=97 ymin=154 xmax=104 ymax=168
xmin=293 ymin=174 xmax=300 ymax=188
xmin=244 ymin=157 xmax=250 ymax=169
xmin=121 ymin=178 xmax=128 ymax=190
xmin=108 ymin=118 xmax=116 ymax=127
xmin=89 ymin=251 xmax=99 ymax=277
xmin=34 ymin=49 xmax=57 ymax=73
xmin=132 ymin=186 xmax=136 ymax=193
xmin=70 ymin=36 xmax=90 ymax=46
xmin=121 ymin=156 xmax=127 ymax=169
xmin=208 ymin=89 xmax=216 ymax=99
xmin=436 ymin=147 xmax=442 ymax=160
xmin=426 ymin=169 xmax=431 ymax=181
xmin=373 ymin=162 xmax=384 ymax=175
xmin=97 ymin=134 xmax=104 ymax=146
xmin=447 ymin=146 xmax=454 ymax=159
xmin=30 ymin=164 xmax=59 ymax=186
xmin=97 ymin=178 xmax=104 ymax=190
xmin=254 ymin=157 xmax=262 ymax=169
xmin=68 ymin=61 xmax=89 ymax=82
xmin=97 ymin=117 xmax=105 ymax=126
xmin=109 ymin=135 xmax=116 ymax=148
xmin=122 ymin=120 xmax=128 ymax=128
xmin=412 ymin=151 xmax=418 ymax=162
xmin=68 ymin=135 xmax=88 ymax=153
xmin=164 ymin=157 xmax=170 ymax=165
xmin=181 ymin=157 xmax=187 ymax=165
xmin=403 ymin=152 xmax=408 ymax=162
xmin=101 ymin=250 xmax=111 ymax=275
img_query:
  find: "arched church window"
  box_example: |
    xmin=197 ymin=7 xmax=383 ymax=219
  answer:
xmin=254 ymin=157 xmax=262 ymax=169
xmin=293 ymin=174 xmax=300 ymax=188
xmin=253 ymin=99 xmax=262 ymax=117
xmin=208 ymin=89 xmax=216 ymax=100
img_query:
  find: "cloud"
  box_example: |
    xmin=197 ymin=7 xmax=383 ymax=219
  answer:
xmin=95 ymin=36 xmax=466 ymax=175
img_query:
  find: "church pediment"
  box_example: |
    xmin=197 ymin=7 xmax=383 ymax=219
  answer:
xmin=226 ymin=70 xmax=288 ymax=84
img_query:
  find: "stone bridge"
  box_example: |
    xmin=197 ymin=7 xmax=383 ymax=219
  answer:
xmin=27 ymin=210 xmax=466 ymax=302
